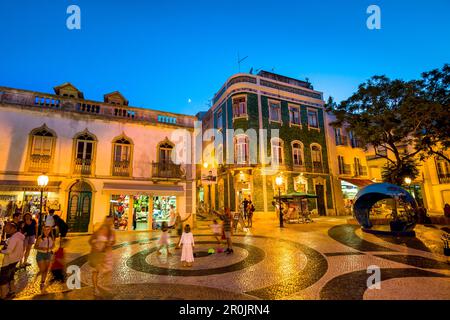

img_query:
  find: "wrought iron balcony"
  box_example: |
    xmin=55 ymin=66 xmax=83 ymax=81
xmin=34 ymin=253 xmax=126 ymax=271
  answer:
xmin=354 ymin=165 xmax=368 ymax=177
xmin=312 ymin=161 xmax=324 ymax=173
xmin=438 ymin=173 xmax=450 ymax=184
xmin=112 ymin=160 xmax=131 ymax=177
xmin=339 ymin=164 xmax=352 ymax=175
xmin=152 ymin=162 xmax=185 ymax=179
xmin=74 ymin=158 xmax=92 ymax=175
xmin=335 ymin=136 xmax=348 ymax=146
xmin=28 ymin=154 xmax=51 ymax=172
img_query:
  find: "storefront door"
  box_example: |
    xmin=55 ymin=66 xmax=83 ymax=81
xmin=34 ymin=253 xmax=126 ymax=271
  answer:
xmin=67 ymin=181 xmax=92 ymax=232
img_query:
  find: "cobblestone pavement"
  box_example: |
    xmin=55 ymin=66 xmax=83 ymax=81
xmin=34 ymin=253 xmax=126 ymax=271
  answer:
xmin=8 ymin=214 xmax=450 ymax=300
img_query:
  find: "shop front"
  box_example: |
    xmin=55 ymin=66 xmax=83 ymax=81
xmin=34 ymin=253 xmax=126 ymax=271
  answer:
xmin=0 ymin=180 xmax=61 ymax=218
xmin=103 ymin=182 xmax=185 ymax=231
xmin=339 ymin=178 xmax=374 ymax=214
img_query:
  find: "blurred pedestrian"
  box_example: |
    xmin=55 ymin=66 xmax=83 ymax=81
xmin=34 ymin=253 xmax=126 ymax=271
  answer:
xmin=50 ymin=238 xmax=68 ymax=284
xmin=209 ymin=219 xmax=222 ymax=244
xmin=157 ymin=222 xmax=171 ymax=256
xmin=88 ymin=216 xmax=115 ymax=297
xmin=0 ymin=222 xmax=24 ymax=300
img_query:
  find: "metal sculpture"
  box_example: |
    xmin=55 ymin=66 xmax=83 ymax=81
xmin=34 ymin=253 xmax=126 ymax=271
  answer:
xmin=353 ymin=183 xmax=418 ymax=231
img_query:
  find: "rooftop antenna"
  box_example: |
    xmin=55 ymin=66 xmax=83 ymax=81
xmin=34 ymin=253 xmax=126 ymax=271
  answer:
xmin=238 ymin=53 xmax=248 ymax=73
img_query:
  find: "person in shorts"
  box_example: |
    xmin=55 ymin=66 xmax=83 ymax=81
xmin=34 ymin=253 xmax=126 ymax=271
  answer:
xmin=0 ymin=222 xmax=25 ymax=299
xmin=21 ymin=213 xmax=37 ymax=268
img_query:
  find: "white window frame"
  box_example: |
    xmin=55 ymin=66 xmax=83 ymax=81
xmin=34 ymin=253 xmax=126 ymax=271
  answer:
xmin=288 ymin=104 xmax=301 ymax=127
xmin=311 ymin=144 xmax=323 ymax=170
xmin=234 ymin=135 xmax=249 ymax=164
xmin=268 ymin=99 xmax=282 ymax=124
xmin=232 ymin=95 xmax=248 ymax=120
xmin=271 ymin=138 xmax=284 ymax=166
xmin=291 ymin=141 xmax=304 ymax=167
xmin=307 ymin=108 xmax=320 ymax=130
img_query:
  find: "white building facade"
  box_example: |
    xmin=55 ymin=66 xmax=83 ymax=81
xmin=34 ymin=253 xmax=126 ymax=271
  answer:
xmin=0 ymin=83 xmax=196 ymax=233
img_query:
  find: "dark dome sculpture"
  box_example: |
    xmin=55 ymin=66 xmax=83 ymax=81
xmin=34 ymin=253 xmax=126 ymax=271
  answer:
xmin=353 ymin=183 xmax=418 ymax=232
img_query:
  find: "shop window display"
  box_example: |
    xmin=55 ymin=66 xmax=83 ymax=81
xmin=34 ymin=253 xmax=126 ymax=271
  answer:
xmin=152 ymin=196 xmax=176 ymax=229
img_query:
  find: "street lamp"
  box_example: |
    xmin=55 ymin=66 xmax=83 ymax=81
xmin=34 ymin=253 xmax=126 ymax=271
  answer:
xmin=275 ymin=174 xmax=284 ymax=228
xmin=404 ymin=177 xmax=412 ymax=195
xmin=37 ymin=174 xmax=49 ymax=234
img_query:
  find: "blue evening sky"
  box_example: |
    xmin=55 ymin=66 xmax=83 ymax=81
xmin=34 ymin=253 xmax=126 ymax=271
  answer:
xmin=0 ymin=0 xmax=449 ymax=115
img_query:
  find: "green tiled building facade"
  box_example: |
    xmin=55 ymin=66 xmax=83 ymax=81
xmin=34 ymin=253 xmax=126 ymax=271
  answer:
xmin=199 ymin=71 xmax=336 ymax=215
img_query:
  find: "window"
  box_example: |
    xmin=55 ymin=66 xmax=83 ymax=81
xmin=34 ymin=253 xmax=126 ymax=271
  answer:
xmin=159 ymin=142 xmax=173 ymax=164
xmin=354 ymin=157 xmax=361 ymax=176
xmin=28 ymin=126 xmax=55 ymax=172
xmin=216 ymin=110 xmax=223 ymax=131
xmin=74 ymin=132 xmax=96 ymax=175
xmin=234 ymin=135 xmax=249 ymax=164
xmin=232 ymin=96 xmax=247 ymax=118
xmin=271 ymin=138 xmax=284 ymax=166
xmin=436 ymin=156 xmax=450 ymax=184
xmin=338 ymin=155 xmax=345 ymax=174
xmin=112 ymin=137 xmax=132 ymax=176
xmin=307 ymin=109 xmax=319 ymax=128
xmin=292 ymin=141 xmax=304 ymax=166
xmin=335 ymin=128 xmax=346 ymax=145
xmin=289 ymin=105 xmax=301 ymax=125
xmin=269 ymin=100 xmax=281 ymax=122
xmin=311 ymin=144 xmax=322 ymax=172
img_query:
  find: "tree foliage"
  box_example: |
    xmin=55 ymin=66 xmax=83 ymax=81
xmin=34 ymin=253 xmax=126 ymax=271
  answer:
xmin=326 ymin=64 xmax=449 ymax=184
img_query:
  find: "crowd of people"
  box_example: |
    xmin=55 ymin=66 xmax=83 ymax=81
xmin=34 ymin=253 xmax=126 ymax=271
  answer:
xmin=0 ymin=208 xmax=68 ymax=300
xmin=1 ymin=198 xmax=249 ymax=299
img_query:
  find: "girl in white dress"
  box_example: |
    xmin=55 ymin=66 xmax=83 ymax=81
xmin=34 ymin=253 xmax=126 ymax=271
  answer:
xmin=178 ymin=224 xmax=195 ymax=267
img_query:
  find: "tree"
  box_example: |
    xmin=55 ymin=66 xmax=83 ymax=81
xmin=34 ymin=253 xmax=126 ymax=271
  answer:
xmin=409 ymin=64 xmax=450 ymax=162
xmin=326 ymin=65 xmax=449 ymax=185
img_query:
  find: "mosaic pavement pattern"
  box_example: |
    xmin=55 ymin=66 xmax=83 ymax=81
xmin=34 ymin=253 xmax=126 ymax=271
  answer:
xmin=9 ymin=214 xmax=450 ymax=300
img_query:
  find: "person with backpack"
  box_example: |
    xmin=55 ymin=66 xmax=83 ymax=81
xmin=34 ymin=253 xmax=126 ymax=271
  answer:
xmin=53 ymin=214 xmax=69 ymax=238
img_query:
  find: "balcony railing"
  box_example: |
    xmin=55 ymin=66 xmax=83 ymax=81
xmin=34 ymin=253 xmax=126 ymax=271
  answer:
xmin=354 ymin=165 xmax=368 ymax=177
xmin=152 ymin=162 xmax=185 ymax=179
xmin=312 ymin=162 xmax=324 ymax=173
xmin=335 ymin=136 xmax=348 ymax=146
xmin=74 ymin=158 xmax=92 ymax=175
xmin=351 ymin=139 xmax=364 ymax=149
xmin=0 ymin=88 xmax=195 ymax=128
xmin=28 ymin=154 xmax=51 ymax=172
xmin=339 ymin=164 xmax=352 ymax=175
xmin=112 ymin=160 xmax=131 ymax=177
xmin=438 ymin=173 xmax=450 ymax=184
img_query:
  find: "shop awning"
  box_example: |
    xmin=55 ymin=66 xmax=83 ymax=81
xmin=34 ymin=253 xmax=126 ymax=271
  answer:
xmin=103 ymin=183 xmax=185 ymax=195
xmin=0 ymin=180 xmax=61 ymax=192
xmin=340 ymin=178 xmax=374 ymax=188
xmin=274 ymin=192 xmax=318 ymax=200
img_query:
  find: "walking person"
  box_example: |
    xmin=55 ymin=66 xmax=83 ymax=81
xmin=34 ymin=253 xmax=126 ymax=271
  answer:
xmin=172 ymin=211 xmax=192 ymax=249
xmin=0 ymin=222 xmax=25 ymax=300
xmin=209 ymin=219 xmax=222 ymax=244
xmin=178 ymin=224 xmax=195 ymax=267
xmin=247 ymin=201 xmax=255 ymax=228
xmin=21 ymin=213 xmax=37 ymax=268
xmin=34 ymin=225 xmax=55 ymax=293
xmin=157 ymin=222 xmax=172 ymax=256
xmin=50 ymin=238 xmax=68 ymax=284
xmin=215 ymin=208 xmax=233 ymax=254
xmin=88 ymin=216 xmax=116 ymax=298
xmin=242 ymin=198 xmax=249 ymax=222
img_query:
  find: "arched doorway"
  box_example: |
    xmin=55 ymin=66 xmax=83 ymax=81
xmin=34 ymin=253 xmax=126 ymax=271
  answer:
xmin=67 ymin=180 xmax=92 ymax=232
